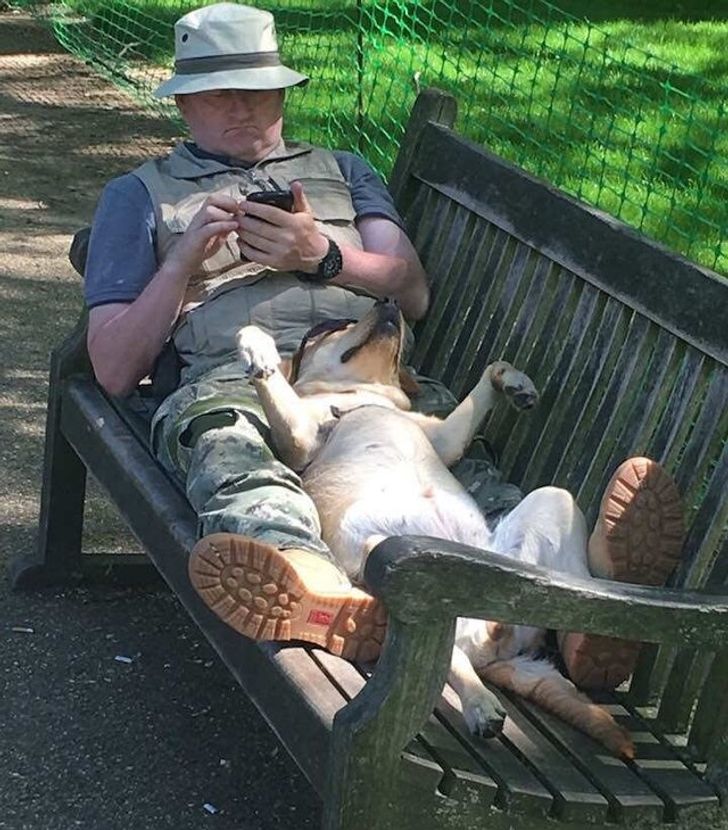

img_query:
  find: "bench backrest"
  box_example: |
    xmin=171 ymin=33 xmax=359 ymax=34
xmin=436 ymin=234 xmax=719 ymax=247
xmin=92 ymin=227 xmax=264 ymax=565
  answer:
xmin=390 ymin=90 xmax=728 ymax=758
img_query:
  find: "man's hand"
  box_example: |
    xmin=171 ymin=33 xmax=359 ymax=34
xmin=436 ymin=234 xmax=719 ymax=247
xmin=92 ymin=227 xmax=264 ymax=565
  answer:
xmin=165 ymin=193 xmax=241 ymax=276
xmin=236 ymin=181 xmax=329 ymax=272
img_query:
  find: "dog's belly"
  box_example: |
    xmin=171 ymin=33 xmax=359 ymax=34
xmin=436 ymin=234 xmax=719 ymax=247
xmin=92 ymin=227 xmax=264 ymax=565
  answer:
xmin=302 ymin=407 xmax=492 ymax=577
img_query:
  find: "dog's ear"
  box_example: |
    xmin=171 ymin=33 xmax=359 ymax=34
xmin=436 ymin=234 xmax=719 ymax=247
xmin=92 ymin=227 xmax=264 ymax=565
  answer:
xmin=398 ymin=366 xmax=421 ymax=398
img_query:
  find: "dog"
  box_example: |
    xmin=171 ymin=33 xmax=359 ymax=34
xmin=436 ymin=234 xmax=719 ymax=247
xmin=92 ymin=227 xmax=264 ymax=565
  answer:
xmin=234 ymin=298 xmax=634 ymax=758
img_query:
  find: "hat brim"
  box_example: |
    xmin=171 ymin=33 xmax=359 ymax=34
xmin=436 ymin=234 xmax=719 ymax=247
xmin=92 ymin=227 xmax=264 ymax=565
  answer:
xmin=154 ymin=65 xmax=309 ymax=98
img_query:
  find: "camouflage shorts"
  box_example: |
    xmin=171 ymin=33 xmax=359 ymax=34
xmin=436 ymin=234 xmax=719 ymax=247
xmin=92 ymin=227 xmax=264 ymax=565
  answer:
xmin=151 ymin=361 xmax=522 ymax=557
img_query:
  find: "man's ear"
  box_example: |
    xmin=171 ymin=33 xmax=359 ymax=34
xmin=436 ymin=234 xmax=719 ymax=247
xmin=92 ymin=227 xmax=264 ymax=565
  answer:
xmin=398 ymin=366 xmax=421 ymax=398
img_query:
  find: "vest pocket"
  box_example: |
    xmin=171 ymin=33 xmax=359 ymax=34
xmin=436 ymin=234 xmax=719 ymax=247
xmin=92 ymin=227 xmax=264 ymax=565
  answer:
xmin=167 ymin=191 xmax=242 ymax=274
xmin=294 ymin=178 xmax=357 ymax=224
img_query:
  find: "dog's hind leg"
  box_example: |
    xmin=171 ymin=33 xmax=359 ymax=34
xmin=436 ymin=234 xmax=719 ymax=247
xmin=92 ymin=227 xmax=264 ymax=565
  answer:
xmin=489 ymin=486 xmax=591 ymax=577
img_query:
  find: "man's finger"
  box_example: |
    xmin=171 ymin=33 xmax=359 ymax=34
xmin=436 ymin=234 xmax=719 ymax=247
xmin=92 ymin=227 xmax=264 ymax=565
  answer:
xmin=199 ymin=220 xmax=239 ymax=239
xmin=194 ymin=205 xmax=239 ymax=228
xmin=238 ymin=241 xmax=275 ymax=265
xmin=241 ymin=200 xmax=289 ymax=226
xmin=291 ymin=180 xmax=311 ymax=214
xmin=203 ymin=193 xmax=243 ymax=213
xmin=237 ymin=215 xmax=282 ymax=243
xmin=238 ymin=229 xmax=279 ymax=254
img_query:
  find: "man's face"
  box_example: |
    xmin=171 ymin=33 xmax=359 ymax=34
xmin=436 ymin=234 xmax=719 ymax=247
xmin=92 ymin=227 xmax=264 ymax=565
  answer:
xmin=175 ymin=89 xmax=285 ymax=162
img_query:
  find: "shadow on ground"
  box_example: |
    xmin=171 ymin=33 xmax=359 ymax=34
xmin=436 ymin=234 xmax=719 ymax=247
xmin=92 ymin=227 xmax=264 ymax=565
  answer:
xmin=0 ymin=12 xmax=320 ymax=828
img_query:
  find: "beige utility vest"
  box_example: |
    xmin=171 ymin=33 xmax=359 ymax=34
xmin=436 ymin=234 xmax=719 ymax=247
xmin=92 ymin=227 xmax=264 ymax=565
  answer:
xmin=133 ymin=140 xmax=379 ymax=382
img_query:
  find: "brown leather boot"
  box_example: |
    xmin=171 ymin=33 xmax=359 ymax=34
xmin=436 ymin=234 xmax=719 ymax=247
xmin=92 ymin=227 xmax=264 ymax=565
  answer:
xmin=188 ymin=533 xmax=386 ymax=662
xmin=559 ymin=457 xmax=685 ymax=690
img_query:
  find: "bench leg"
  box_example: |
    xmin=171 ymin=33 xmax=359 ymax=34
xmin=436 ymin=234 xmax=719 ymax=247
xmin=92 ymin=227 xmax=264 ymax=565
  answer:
xmin=10 ymin=399 xmax=87 ymax=588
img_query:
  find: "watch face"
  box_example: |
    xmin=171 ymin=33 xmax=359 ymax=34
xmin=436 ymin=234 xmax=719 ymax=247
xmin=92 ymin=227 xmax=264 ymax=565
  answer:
xmin=319 ymin=239 xmax=343 ymax=281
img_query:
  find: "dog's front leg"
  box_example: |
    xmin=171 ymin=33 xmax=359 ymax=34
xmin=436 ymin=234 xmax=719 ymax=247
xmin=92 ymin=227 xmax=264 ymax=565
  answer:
xmin=420 ymin=361 xmax=538 ymax=466
xmin=449 ymin=644 xmax=506 ymax=737
xmin=237 ymin=326 xmax=324 ymax=471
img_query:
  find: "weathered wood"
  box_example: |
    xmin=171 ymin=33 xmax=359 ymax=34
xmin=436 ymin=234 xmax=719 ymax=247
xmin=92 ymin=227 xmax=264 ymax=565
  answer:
xmin=434 ymin=691 xmax=555 ymax=819
xmin=388 ymin=87 xmax=457 ymax=207
xmin=689 ymin=650 xmax=728 ymax=766
xmin=56 ymin=379 xmax=344 ymax=792
xmin=438 ymin=683 xmax=610 ymax=824
xmin=656 ymin=650 xmax=712 ymax=735
xmin=612 ymin=702 xmax=719 ymax=821
xmin=323 ymin=617 xmax=455 ymax=830
xmin=407 ymin=121 xmax=728 ymax=364
xmin=312 ymin=651 xmax=502 ymax=809
xmin=364 ymin=536 xmax=728 ymax=648
xmin=507 ymin=693 xmax=666 ymax=823
xmin=60 ymin=379 xmax=197 ymax=559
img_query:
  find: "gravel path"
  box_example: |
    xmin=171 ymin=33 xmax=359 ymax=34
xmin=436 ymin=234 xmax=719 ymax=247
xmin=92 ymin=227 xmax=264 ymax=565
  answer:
xmin=0 ymin=11 xmax=320 ymax=828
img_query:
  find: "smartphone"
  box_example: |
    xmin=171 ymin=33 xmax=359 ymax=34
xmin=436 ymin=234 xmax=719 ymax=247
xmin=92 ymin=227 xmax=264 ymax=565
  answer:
xmin=245 ymin=190 xmax=295 ymax=212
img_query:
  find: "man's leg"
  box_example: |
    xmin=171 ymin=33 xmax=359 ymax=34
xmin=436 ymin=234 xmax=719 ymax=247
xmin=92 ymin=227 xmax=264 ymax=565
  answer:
xmin=409 ymin=371 xmax=524 ymax=520
xmin=558 ymin=457 xmax=686 ymax=689
xmin=158 ymin=402 xmax=385 ymax=661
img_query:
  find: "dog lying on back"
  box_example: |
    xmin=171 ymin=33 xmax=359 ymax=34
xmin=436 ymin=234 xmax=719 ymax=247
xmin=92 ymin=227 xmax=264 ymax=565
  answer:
xmin=236 ymin=298 xmax=633 ymax=758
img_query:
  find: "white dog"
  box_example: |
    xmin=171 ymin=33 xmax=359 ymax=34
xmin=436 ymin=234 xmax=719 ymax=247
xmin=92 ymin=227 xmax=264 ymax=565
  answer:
xmin=228 ymin=299 xmax=637 ymax=757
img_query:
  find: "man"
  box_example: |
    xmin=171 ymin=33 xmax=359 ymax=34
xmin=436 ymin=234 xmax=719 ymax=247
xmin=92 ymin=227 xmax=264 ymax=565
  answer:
xmin=84 ymin=2 xmax=447 ymax=660
xmin=85 ymin=3 xmax=684 ymax=682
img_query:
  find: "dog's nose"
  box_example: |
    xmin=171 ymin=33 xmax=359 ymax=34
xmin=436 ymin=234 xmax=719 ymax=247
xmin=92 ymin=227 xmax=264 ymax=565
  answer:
xmin=373 ymin=298 xmax=402 ymax=331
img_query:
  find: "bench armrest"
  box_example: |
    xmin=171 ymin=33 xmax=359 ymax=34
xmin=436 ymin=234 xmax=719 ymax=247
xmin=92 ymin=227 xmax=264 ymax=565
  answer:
xmin=364 ymin=535 xmax=728 ymax=649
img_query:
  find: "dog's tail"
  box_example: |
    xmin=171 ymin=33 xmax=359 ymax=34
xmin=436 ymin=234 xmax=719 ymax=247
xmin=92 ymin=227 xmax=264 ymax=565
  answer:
xmin=480 ymin=655 xmax=634 ymax=759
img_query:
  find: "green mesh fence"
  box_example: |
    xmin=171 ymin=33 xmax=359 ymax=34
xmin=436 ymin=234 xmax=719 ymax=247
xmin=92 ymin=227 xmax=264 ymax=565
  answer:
xmin=15 ymin=0 xmax=728 ymax=277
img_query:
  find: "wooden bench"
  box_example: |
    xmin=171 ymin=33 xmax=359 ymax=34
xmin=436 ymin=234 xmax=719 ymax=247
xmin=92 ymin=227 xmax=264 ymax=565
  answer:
xmin=11 ymin=88 xmax=728 ymax=829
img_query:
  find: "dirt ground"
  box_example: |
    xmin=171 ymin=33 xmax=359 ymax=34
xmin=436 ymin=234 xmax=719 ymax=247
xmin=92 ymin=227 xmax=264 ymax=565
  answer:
xmin=0 ymin=11 xmax=320 ymax=828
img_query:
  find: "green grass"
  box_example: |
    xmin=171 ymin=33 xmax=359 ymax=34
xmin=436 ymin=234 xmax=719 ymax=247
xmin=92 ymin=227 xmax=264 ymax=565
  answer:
xmin=19 ymin=0 xmax=728 ymax=275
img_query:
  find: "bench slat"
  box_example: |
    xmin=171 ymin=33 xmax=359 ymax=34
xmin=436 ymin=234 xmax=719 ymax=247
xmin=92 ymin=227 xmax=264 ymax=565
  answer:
xmin=680 ymin=439 xmax=728 ymax=590
xmin=515 ymin=286 xmax=607 ymax=492
xmin=438 ymin=684 xmax=610 ymax=823
xmin=607 ymin=701 xmax=719 ymax=820
xmin=312 ymin=650 xmax=626 ymax=823
xmin=449 ymin=230 xmax=524 ymax=396
xmin=501 ymin=298 xmax=660 ymax=517
xmin=310 ymin=650 xmax=500 ymax=807
xmin=433 ymin=693 xmax=554 ymax=818
xmin=429 ymin=221 xmax=504 ymax=382
xmin=494 ymin=267 xmax=584 ymax=478
xmin=688 ymin=650 xmax=728 ymax=765
xmin=447 ymin=229 xmax=534 ymax=396
xmin=503 ymin=694 xmax=667 ymax=823
xmin=573 ymin=312 xmax=655 ymax=517
xmin=657 ymin=650 xmax=713 ymax=734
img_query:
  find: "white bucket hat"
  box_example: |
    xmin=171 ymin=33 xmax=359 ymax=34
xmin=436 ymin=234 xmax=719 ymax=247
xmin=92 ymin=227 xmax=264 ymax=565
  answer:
xmin=154 ymin=3 xmax=309 ymax=98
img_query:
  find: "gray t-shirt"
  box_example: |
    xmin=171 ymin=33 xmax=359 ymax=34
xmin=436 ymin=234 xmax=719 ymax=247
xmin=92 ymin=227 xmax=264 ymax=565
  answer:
xmin=84 ymin=145 xmax=404 ymax=309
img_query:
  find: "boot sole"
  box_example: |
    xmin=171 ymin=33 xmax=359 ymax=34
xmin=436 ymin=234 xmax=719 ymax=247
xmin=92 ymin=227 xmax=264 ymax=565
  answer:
xmin=563 ymin=458 xmax=685 ymax=690
xmin=189 ymin=533 xmax=386 ymax=662
xmin=588 ymin=456 xmax=685 ymax=584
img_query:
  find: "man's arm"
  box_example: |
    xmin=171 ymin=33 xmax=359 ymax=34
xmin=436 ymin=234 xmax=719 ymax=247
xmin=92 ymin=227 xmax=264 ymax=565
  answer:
xmin=87 ymin=193 xmax=241 ymax=397
xmin=237 ymin=181 xmax=430 ymax=320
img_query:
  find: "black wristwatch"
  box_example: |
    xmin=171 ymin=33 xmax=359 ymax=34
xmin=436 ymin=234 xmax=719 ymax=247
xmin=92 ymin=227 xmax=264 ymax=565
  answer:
xmin=297 ymin=238 xmax=343 ymax=283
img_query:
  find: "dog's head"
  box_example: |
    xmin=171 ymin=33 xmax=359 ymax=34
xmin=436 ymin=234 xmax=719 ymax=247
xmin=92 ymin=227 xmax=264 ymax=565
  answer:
xmin=290 ymin=299 xmax=417 ymax=399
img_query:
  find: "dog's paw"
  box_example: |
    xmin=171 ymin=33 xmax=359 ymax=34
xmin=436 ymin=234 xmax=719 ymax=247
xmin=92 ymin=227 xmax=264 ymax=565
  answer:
xmin=461 ymin=687 xmax=507 ymax=738
xmin=488 ymin=361 xmax=539 ymax=410
xmin=236 ymin=325 xmax=280 ymax=379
